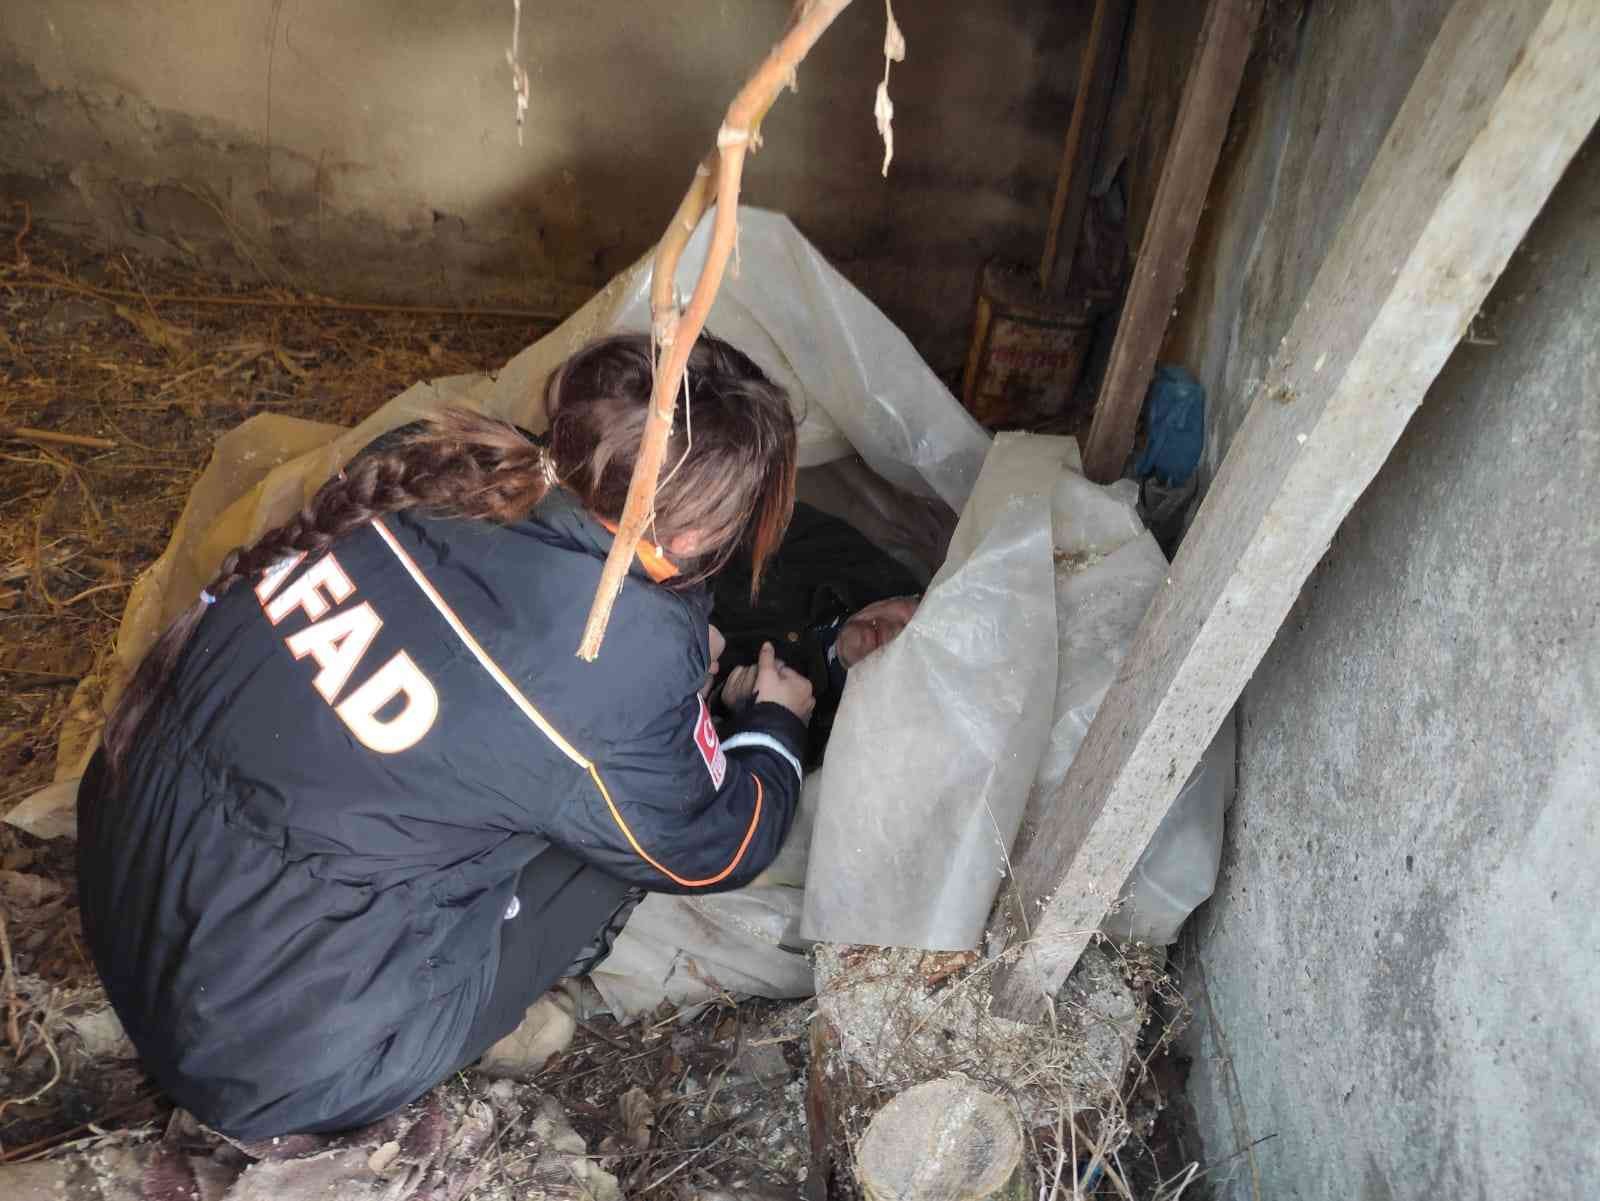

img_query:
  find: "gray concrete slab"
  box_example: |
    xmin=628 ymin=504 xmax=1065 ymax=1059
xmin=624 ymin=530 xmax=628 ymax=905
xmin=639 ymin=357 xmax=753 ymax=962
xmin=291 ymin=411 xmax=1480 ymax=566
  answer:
xmin=1179 ymin=114 xmax=1599 ymax=1201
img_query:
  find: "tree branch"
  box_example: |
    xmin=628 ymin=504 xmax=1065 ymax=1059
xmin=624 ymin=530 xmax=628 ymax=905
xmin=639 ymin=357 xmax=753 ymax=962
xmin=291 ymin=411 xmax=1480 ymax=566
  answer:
xmin=577 ymin=0 xmax=856 ymax=660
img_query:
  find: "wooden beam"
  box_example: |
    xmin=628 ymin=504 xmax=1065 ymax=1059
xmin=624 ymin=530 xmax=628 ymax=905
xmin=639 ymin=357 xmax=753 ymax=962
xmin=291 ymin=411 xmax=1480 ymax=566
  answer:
xmin=1081 ymin=0 xmax=1261 ymax=484
xmin=1038 ymin=0 xmax=1131 ymax=295
xmin=993 ymin=0 xmax=1600 ymax=1018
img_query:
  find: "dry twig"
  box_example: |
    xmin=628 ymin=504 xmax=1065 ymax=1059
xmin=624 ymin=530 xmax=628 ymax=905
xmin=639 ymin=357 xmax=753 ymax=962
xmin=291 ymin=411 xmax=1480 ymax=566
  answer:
xmin=0 ymin=1020 xmax=63 ymax=1122
xmin=577 ymin=0 xmax=858 ymax=659
xmin=0 ymin=426 xmax=118 ymax=451
xmin=10 ymin=199 xmax=31 ymax=268
xmin=0 ymin=1092 xmax=162 ymax=1164
xmin=0 ymin=908 xmax=20 ymax=1052
xmin=506 ymin=0 xmax=531 ymax=144
xmin=876 ymin=0 xmax=906 ymax=176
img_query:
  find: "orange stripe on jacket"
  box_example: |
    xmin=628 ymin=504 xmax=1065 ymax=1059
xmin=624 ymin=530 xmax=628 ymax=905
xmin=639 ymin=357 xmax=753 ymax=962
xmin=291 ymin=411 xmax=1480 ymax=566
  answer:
xmin=586 ymin=765 xmax=762 ymax=889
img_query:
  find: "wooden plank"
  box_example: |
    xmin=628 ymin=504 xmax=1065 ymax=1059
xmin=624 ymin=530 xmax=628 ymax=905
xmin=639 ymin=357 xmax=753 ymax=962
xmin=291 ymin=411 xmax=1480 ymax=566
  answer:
xmin=1038 ymin=0 xmax=1131 ymax=295
xmin=992 ymin=0 xmax=1600 ymax=1018
xmin=1080 ymin=0 xmax=1262 ymax=484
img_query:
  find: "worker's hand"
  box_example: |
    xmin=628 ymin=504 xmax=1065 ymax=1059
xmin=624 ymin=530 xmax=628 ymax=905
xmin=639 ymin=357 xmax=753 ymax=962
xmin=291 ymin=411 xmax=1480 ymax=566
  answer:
xmin=701 ymin=625 xmax=726 ymax=699
xmin=721 ymin=663 xmax=758 ymax=711
xmin=753 ymin=641 xmax=815 ymax=723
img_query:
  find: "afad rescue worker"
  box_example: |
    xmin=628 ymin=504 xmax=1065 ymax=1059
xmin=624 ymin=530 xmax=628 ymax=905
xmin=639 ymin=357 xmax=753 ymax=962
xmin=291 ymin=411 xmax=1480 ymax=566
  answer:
xmin=76 ymin=334 xmax=813 ymax=1139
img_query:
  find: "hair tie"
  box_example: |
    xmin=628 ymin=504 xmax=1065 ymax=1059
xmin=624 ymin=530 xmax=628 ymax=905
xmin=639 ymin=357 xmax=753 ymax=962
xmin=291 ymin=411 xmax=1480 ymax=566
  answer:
xmin=199 ymin=589 xmax=217 ymax=606
xmin=538 ymin=446 xmax=559 ymax=489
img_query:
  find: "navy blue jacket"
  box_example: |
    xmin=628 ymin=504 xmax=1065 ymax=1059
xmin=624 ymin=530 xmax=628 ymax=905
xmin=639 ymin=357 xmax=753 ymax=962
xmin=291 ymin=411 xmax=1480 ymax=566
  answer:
xmin=77 ymin=488 xmax=805 ymax=1137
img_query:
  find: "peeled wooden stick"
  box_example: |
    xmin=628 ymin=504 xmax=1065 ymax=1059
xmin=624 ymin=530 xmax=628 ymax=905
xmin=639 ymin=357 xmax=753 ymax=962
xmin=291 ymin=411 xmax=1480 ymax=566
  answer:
xmin=0 ymin=425 xmax=118 ymax=451
xmin=577 ymin=0 xmax=856 ymax=660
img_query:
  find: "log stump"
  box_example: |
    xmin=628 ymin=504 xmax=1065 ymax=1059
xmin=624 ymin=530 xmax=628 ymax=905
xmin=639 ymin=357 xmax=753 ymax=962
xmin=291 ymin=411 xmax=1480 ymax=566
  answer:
xmin=805 ymin=942 xmax=1143 ymax=1198
xmin=856 ymin=1078 xmax=1025 ymax=1201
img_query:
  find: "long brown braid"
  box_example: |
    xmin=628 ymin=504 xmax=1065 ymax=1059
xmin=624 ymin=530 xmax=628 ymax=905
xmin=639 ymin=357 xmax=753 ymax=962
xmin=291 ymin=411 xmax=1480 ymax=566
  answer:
xmin=100 ymin=332 xmax=797 ymax=780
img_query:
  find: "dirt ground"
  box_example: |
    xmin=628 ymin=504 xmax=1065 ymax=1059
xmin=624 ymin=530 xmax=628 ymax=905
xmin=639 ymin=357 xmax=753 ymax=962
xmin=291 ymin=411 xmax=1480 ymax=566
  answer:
xmin=0 ymin=211 xmax=1208 ymax=1198
xmin=0 ymin=212 xmax=551 ymax=809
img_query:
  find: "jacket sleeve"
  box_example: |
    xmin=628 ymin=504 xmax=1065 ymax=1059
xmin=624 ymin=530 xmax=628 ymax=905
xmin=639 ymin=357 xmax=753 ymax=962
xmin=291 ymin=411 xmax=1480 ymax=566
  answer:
xmin=553 ymin=698 xmax=808 ymax=895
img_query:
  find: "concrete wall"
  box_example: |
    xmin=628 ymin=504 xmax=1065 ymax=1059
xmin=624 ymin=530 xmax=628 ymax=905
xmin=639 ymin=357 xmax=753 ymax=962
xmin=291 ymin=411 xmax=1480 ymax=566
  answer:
xmin=1169 ymin=2 xmax=1599 ymax=1196
xmin=0 ymin=0 xmax=1103 ymax=375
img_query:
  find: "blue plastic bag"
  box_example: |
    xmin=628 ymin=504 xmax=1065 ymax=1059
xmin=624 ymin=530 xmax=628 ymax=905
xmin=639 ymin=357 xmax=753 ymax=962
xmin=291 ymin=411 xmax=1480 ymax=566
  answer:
xmin=1134 ymin=364 xmax=1205 ymax=486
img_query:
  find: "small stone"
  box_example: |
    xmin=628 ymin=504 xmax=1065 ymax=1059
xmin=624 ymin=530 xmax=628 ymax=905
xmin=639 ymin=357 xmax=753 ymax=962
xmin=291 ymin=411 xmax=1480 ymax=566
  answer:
xmin=476 ymin=990 xmax=576 ymax=1081
xmin=66 ymin=1008 xmax=136 ymax=1060
xmin=733 ymin=1042 xmax=791 ymax=1086
xmin=367 ymin=1140 xmax=401 ymax=1176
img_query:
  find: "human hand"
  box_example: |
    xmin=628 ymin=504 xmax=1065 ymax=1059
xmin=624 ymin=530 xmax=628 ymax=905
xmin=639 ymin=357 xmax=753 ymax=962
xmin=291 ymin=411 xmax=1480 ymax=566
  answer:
xmin=835 ymin=596 xmax=920 ymax=669
xmin=701 ymin=625 xmax=726 ymax=699
xmin=721 ymin=662 xmax=758 ymax=711
xmin=753 ymin=641 xmax=814 ymax=723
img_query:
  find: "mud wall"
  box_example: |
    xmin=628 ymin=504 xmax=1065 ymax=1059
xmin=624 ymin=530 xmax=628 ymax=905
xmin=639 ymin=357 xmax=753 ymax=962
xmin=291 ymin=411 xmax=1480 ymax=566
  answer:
xmin=0 ymin=0 xmax=1101 ymax=375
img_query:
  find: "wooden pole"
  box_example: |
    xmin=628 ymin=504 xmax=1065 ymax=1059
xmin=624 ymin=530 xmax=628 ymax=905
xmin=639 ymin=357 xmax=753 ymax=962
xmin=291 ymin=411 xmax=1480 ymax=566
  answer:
xmin=1038 ymin=0 xmax=1131 ymax=295
xmin=577 ymin=0 xmax=856 ymax=660
xmin=992 ymin=0 xmax=1600 ymax=1017
xmin=1079 ymin=0 xmax=1261 ymax=483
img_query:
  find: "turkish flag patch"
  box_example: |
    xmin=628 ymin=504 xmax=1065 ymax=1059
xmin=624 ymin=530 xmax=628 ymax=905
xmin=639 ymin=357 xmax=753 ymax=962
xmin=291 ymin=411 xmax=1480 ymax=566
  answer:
xmin=693 ymin=696 xmax=727 ymax=788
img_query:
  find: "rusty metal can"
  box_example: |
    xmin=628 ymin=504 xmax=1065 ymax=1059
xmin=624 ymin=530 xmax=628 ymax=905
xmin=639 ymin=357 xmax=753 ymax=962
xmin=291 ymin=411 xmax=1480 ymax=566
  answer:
xmin=961 ymin=262 xmax=1099 ymax=429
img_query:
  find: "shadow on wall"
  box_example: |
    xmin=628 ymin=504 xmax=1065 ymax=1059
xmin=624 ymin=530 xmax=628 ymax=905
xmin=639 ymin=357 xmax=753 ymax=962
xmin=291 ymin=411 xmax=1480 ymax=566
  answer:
xmin=0 ymin=0 xmax=1091 ymax=374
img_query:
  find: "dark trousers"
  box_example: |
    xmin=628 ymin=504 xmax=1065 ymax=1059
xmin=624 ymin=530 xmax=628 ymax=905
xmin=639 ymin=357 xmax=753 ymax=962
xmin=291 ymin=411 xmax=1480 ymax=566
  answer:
xmin=454 ymin=846 xmax=639 ymax=1068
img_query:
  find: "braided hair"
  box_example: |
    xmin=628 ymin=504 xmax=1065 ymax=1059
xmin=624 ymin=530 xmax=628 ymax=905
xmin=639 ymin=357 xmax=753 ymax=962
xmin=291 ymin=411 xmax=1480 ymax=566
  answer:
xmin=102 ymin=333 xmax=797 ymax=778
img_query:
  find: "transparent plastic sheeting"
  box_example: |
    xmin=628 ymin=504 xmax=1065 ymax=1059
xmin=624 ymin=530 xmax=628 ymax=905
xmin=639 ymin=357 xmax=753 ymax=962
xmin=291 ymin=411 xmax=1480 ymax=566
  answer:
xmin=5 ymin=208 xmax=988 ymax=837
xmin=485 ymin=207 xmax=990 ymax=511
xmin=1029 ymin=471 xmax=1235 ymax=947
xmin=802 ymin=435 xmax=1236 ymax=953
xmin=1101 ymin=720 xmax=1234 ymax=946
xmin=801 ymin=434 xmax=1070 ymax=952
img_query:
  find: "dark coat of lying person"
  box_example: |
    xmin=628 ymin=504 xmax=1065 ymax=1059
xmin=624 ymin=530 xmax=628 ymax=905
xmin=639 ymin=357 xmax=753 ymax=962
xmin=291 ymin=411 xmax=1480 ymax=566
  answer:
xmin=710 ymin=502 xmax=922 ymax=759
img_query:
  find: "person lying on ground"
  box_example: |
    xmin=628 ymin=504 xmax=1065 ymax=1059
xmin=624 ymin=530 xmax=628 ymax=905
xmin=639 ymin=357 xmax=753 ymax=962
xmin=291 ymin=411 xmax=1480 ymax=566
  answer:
xmin=75 ymin=333 xmax=813 ymax=1140
xmin=707 ymin=501 xmax=923 ymax=761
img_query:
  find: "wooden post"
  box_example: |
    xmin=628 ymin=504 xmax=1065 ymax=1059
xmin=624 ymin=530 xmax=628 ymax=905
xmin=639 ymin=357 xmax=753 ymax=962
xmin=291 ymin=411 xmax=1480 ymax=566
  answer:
xmin=1038 ymin=0 xmax=1131 ymax=295
xmin=993 ymin=0 xmax=1600 ymax=1018
xmin=1079 ymin=0 xmax=1262 ymax=483
xmin=805 ymin=1011 xmax=894 ymax=1201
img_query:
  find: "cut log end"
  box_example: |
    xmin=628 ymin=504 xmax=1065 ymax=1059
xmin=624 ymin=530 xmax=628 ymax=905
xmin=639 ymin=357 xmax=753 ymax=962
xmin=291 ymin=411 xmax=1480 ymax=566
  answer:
xmin=856 ymin=1078 xmax=1025 ymax=1201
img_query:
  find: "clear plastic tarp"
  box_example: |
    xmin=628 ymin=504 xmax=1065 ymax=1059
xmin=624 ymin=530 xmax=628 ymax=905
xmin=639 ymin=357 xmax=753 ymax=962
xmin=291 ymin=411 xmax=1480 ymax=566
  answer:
xmin=799 ymin=433 xmax=1234 ymax=953
xmin=800 ymin=434 xmax=1070 ymax=951
xmin=1027 ymin=471 xmax=1235 ymax=947
xmin=589 ymin=775 xmax=821 ymax=1018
